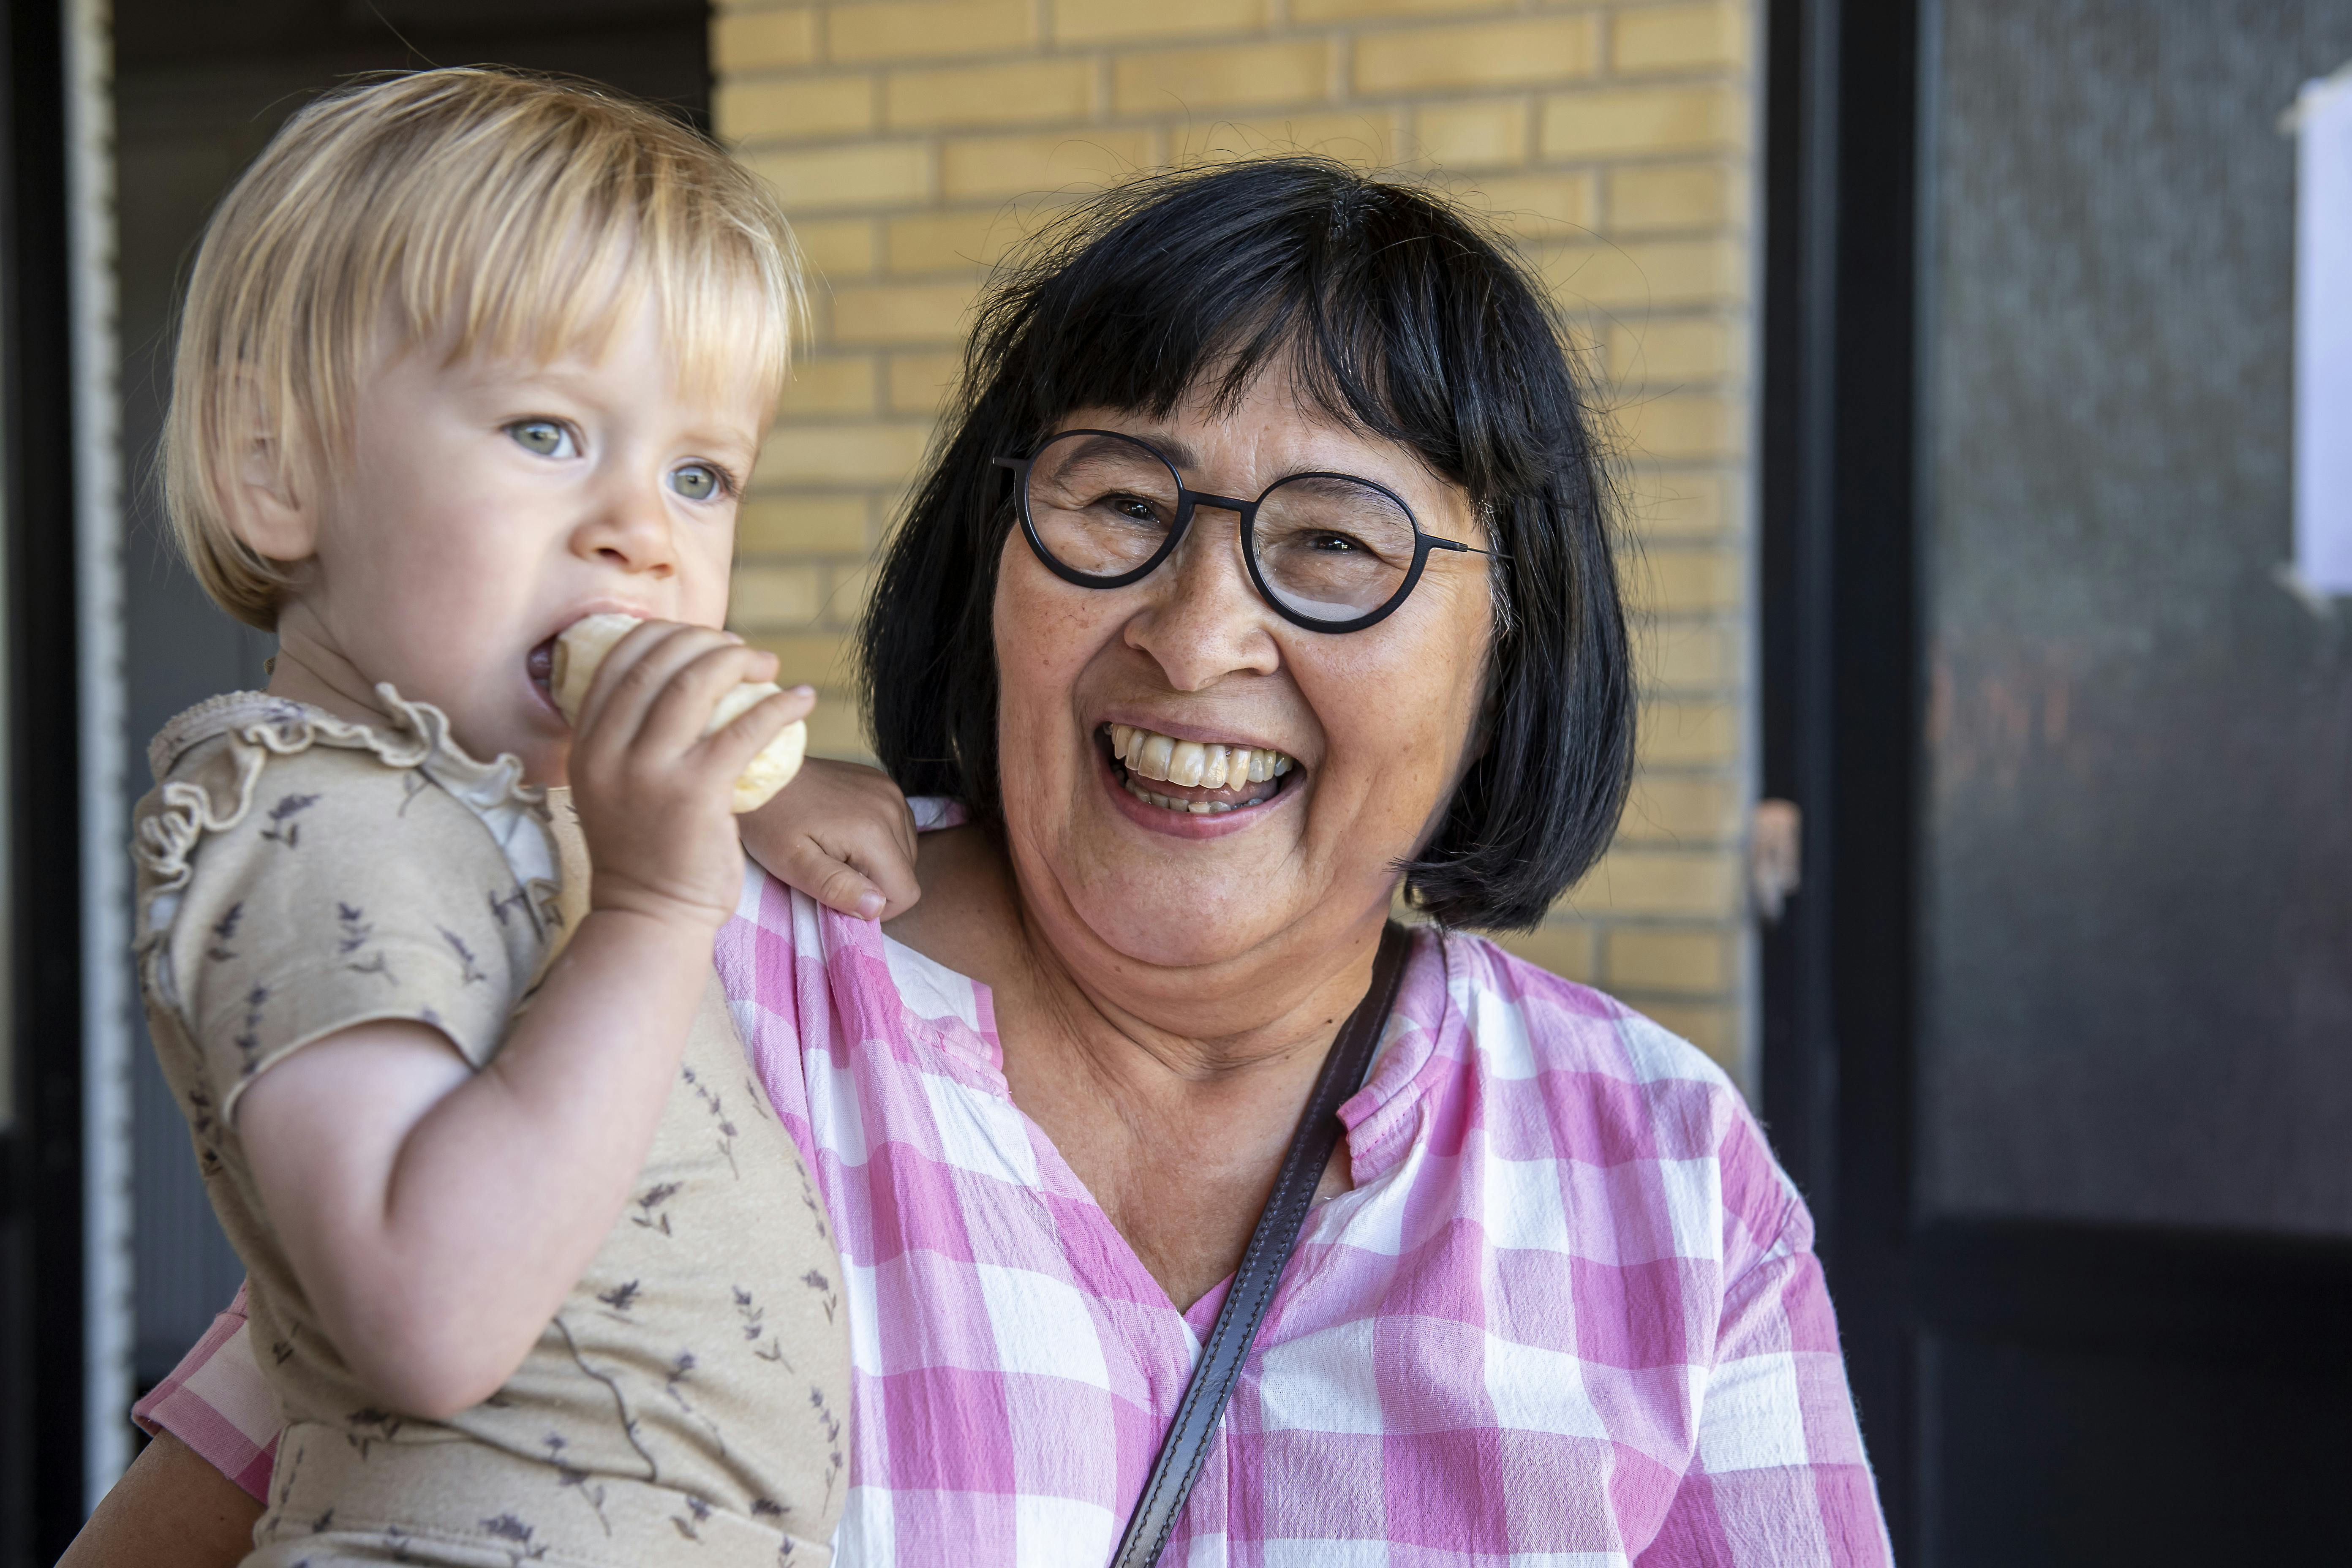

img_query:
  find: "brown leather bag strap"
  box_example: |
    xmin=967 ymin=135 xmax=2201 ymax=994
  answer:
xmin=1109 ymin=920 xmax=1415 ymax=1568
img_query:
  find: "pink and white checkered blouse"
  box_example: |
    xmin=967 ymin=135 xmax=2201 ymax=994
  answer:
xmin=140 ymin=806 xmax=1890 ymax=1566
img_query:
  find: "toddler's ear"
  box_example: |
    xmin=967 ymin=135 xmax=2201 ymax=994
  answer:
xmin=229 ymin=434 xmax=317 ymax=564
xmin=223 ymin=375 xmax=317 ymax=564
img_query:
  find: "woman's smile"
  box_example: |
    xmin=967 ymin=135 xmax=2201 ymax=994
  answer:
xmin=1095 ymin=719 xmax=1302 ymax=837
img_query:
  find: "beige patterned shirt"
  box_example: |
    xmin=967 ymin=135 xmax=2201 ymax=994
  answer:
xmin=132 ymin=689 xmax=846 ymax=1568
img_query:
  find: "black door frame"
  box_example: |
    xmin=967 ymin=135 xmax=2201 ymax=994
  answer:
xmin=1761 ymin=2 xmax=2352 ymax=1559
xmin=0 ymin=0 xmax=92 ymax=1558
xmin=1759 ymin=0 xmax=1926 ymax=1541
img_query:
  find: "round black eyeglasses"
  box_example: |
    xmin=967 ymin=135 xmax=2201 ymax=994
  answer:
xmin=993 ymin=429 xmax=1505 ymax=634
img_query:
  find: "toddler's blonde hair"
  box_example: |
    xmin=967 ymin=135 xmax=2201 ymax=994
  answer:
xmin=165 ymin=67 xmax=803 ymax=630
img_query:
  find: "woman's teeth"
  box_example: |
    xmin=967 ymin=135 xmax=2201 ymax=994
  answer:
xmin=1108 ymin=723 xmax=1293 ymax=789
xmin=1129 ymin=785 xmax=1242 ymax=814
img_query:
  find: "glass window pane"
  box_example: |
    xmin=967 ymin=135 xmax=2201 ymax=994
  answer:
xmin=1920 ymin=0 xmax=2352 ymax=1235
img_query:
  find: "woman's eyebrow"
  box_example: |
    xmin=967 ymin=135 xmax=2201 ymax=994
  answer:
xmin=1106 ymin=428 xmax=1200 ymax=471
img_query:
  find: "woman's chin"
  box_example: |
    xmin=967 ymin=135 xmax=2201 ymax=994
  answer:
xmin=1003 ymin=750 xmax=1323 ymax=968
xmin=1066 ymin=893 xmax=1284 ymax=971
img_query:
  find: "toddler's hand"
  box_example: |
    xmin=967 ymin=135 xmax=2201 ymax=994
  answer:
xmin=566 ymin=622 xmax=810 ymax=930
xmin=740 ymin=758 xmax=922 ymax=921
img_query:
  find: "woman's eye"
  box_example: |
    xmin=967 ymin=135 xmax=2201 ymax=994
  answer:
xmin=1107 ymin=494 xmax=1162 ymax=524
xmin=1308 ymin=531 xmax=1360 ymax=553
xmin=669 ymin=463 xmax=725 ymax=502
xmin=507 ymin=420 xmax=575 ymax=458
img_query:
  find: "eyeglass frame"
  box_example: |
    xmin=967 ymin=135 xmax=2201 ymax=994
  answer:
xmin=992 ymin=428 xmax=1507 ymax=634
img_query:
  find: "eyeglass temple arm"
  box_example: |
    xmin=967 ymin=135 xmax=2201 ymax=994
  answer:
xmin=1431 ymin=536 xmax=1509 ymax=561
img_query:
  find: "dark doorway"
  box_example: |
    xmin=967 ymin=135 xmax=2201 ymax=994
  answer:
xmin=9 ymin=1 xmax=713 ymax=1557
xmin=1 ymin=2 xmax=99 ymax=1562
xmin=1764 ymin=1 xmax=2352 ymax=1561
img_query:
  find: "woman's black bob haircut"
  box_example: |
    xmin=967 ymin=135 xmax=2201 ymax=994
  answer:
xmin=858 ymin=155 xmax=1633 ymax=932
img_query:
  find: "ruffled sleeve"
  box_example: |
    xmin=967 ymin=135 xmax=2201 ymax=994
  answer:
xmin=133 ymin=687 xmax=559 ymax=1121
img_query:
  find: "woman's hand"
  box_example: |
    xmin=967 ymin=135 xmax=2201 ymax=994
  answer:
xmin=739 ymin=757 xmax=923 ymax=921
xmin=56 ymin=1431 xmax=261 ymax=1568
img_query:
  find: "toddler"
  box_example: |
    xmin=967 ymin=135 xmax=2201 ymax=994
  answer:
xmin=131 ymin=69 xmax=896 ymax=1566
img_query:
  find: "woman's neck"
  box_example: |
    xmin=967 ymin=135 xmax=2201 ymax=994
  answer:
xmin=887 ymin=824 xmax=1389 ymax=1083
xmin=885 ymin=824 xmax=1393 ymax=1308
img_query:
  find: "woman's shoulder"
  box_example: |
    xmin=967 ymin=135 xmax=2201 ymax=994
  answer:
xmin=1435 ymin=928 xmax=1741 ymax=1097
xmin=1426 ymin=929 xmax=1799 ymax=1246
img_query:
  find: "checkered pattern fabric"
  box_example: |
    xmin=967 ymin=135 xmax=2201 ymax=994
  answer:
xmin=139 ymin=800 xmax=1889 ymax=1563
xmin=131 ymin=1282 xmax=278 ymax=1502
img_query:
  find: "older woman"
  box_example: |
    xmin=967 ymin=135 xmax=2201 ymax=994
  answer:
xmin=73 ymin=158 xmax=1888 ymax=1565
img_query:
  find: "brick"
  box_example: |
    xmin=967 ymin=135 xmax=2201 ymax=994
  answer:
xmin=718 ymin=74 xmax=874 ymax=143
xmin=1112 ymin=40 xmax=1329 ymax=116
xmin=939 ymin=130 xmax=1154 ymax=199
xmin=1292 ymin=0 xmax=1499 ymax=17
xmin=1635 ymin=1001 xmax=1736 ymax=1072
xmin=789 ymin=216 xmax=879 ymax=278
xmin=1606 ymin=316 xmax=1734 ymax=383
xmin=1464 ymin=172 xmax=1598 ymax=237
xmin=825 ymin=0 xmax=1033 ymax=64
xmin=1618 ymin=394 xmax=1737 ymax=460
xmin=1413 ymin=99 xmax=1530 ymax=169
xmin=1630 ymin=546 xmax=1740 ymax=614
xmin=1613 ymin=2 xmax=1747 ymax=75
xmin=737 ymin=494 xmax=870 ymax=553
xmin=1605 ymin=926 xmax=1731 ymax=993
xmin=1494 ymin=921 xmax=1596 ymax=983
xmin=824 ymin=561 xmax=877 ymax=625
xmin=745 ymin=142 xmax=931 ymax=212
xmin=885 ymin=58 xmax=1094 ymax=130
xmin=803 ymin=694 xmax=875 ymax=760
xmin=888 ymin=351 xmax=964 ymax=413
xmin=1569 ymin=847 xmax=1739 ymax=917
xmin=1546 ymin=237 xmax=1741 ymax=307
xmin=887 ymin=208 xmax=1028 ymax=273
xmin=1168 ymin=112 xmax=1394 ymax=168
xmin=746 ymin=631 xmax=855 ymax=687
xmin=830 ymin=280 xmax=979 ymax=343
xmin=1607 ymin=162 xmax=1731 ymax=231
xmin=1627 ymin=469 xmax=1731 ymax=535
xmin=1541 ymin=84 xmax=1743 ymax=158
xmin=755 ymin=421 xmax=935 ymax=485
xmin=1637 ymin=699 xmax=1737 ymax=766
xmin=1354 ymin=17 xmax=1598 ymax=94
xmin=1619 ymin=774 xmax=1740 ymax=842
xmin=1056 ymin=0 xmax=1269 ymax=45
xmin=730 ymin=563 xmax=825 ymax=628
xmin=777 ymin=354 xmax=877 ymax=416
xmin=713 ymin=7 xmax=818 ymax=74
xmin=1642 ymin=623 xmax=1736 ymax=690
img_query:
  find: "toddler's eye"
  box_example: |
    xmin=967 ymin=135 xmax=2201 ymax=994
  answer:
xmin=669 ymin=463 xmax=724 ymax=501
xmin=508 ymin=419 xmax=576 ymax=458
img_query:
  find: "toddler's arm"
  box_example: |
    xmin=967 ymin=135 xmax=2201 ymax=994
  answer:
xmin=237 ymin=626 xmax=795 ymax=1419
xmin=740 ymin=757 xmax=922 ymax=921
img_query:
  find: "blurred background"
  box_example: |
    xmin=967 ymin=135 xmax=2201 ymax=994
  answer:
xmin=1 ymin=0 xmax=2346 ymax=1560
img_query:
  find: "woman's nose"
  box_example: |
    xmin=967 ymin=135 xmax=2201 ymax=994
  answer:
xmin=572 ymin=478 xmax=679 ymax=577
xmin=1127 ymin=505 xmax=1274 ymax=687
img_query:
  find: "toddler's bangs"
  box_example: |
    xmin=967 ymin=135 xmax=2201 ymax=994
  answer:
xmin=167 ymin=68 xmax=802 ymax=630
xmin=392 ymin=119 xmax=801 ymax=407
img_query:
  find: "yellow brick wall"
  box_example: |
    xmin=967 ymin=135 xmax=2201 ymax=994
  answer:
xmin=712 ymin=0 xmax=1759 ymax=1083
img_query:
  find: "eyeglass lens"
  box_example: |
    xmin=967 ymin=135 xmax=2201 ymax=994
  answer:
xmin=1024 ymin=430 xmax=1421 ymax=624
